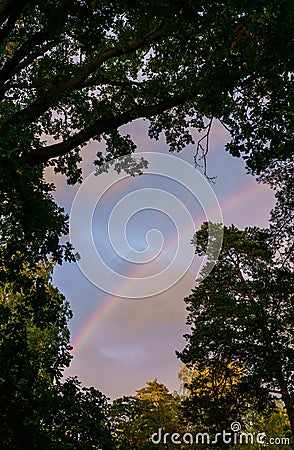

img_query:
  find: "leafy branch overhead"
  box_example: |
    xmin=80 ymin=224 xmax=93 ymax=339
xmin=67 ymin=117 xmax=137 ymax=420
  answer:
xmin=0 ymin=0 xmax=293 ymax=177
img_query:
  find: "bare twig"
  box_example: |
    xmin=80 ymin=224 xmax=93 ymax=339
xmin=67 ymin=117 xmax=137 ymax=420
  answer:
xmin=194 ymin=117 xmax=216 ymax=181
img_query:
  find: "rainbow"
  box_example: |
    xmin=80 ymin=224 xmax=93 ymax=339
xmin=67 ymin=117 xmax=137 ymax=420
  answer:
xmin=71 ymin=294 xmax=117 ymax=354
xmin=71 ymin=179 xmax=273 ymax=354
xmin=71 ymin=211 xmax=200 ymax=354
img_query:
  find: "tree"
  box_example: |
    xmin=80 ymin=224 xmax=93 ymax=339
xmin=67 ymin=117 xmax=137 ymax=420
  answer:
xmin=0 ymin=261 xmax=113 ymax=449
xmin=49 ymin=376 xmax=115 ymax=450
xmin=0 ymin=261 xmax=71 ymax=447
xmin=1 ymin=0 xmax=293 ymax=171
xmin=178 ymin=364 xmax=293 ymax=449
xmin=108 ymin=380 xmax=183 ymax=449
xmin=0 ymin=0 xmax=293 ymax=272
xmin=1 ymin=2 xmax=293 ymax=446
xmin=135 ymin=379 xmax=181 ymax=448
xmin=177 ymin=224 xmax=294 ymax=437
xmin=178 ymin=361 xmax=255 ymax=432
xmin=107 ymin=395 xmax=143 ymax=450
xmin=260 ymin=160 xmax=294 ymax=269
xmin=238 ymin=402 xmax=292 ymax=450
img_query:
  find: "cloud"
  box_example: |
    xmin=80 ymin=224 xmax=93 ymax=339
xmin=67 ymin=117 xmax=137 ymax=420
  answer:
xmin=64 ymin=319 xmax=188 ymax=399
xmin=101 ymin=345 xmax=148 ymax=366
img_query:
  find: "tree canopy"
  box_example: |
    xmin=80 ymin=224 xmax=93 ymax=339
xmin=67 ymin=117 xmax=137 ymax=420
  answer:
xmin=178 ymin=360 xmax=253 ymax=432
xmin=0 ymin=0 xmax=293 ymax=273
xmin=0 ymin=262 xmax=114 ymax=448
xmin=178 ymin=224 xmax=294 ymax=436
xmin=1 ymin=0 xmax=293 ymax=173
xmin=108 ymin=380 xmax=183 ymax=450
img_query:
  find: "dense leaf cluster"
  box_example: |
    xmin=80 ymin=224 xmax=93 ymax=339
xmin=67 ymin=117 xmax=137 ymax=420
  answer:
xmin=178 ymin=224 xmax=294 ymax=436
xmin=1 ymin=0 xmax=293 ymax=171
xmin=0 ymin=263 xmax=114 ymax=449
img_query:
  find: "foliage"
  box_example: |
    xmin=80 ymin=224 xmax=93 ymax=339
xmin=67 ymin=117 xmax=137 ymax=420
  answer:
xmin=0 ymin=261 xmax=68 ymax=447
xmin=235 ymin=403 xmax=292 ymax=450
xmin=48 ymin=376 xmax=114 ymax=450
xmin=108 ymin=380 xmax=183 ymax=449
xmin=177 ymin=224 xmax=294 ymax=437
xmin=107 ymin=395 xmax=144 ymax=450
xmin=0 ymin=262 xmax=113 ymax=449
xmin=1 ymin=0 xmax=293 ymax=174
xmin=259 ymin=160 xmax=294 ymax=269
xmin=178 ymin=361 xmax=254 ymax=432
xmin=178 ymin=365 xmax=293 ymax=448
xmin=0 ymin=163 xmax=76 ymax=280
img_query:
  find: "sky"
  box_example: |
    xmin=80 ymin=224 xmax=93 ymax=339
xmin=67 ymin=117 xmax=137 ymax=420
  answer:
xmin=47 ymin=119 xmax=276 ymax=400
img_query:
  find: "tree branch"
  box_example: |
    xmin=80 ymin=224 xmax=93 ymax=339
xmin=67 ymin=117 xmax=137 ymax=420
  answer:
xmin=21 ymin=90 xmax=199 ymax=165
xmin=0 ymin=23 xmax=167 ymax=135
xmin=0 ymin=27 xmax=52 ymax=85
xmin=80 ymin=74 xmax=143 ymax=89
xmin=194 ymin=118 xmax=216 ymax=181
xmin=60 ymin=23 xmax=166 ymax=92
xmin=0 ymin=0 xmax=19 ymax=16
xmin=227 ymin=250 xmax=255 ymax=303
xmin=0 ymin=0 xmax=28 ymax=44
